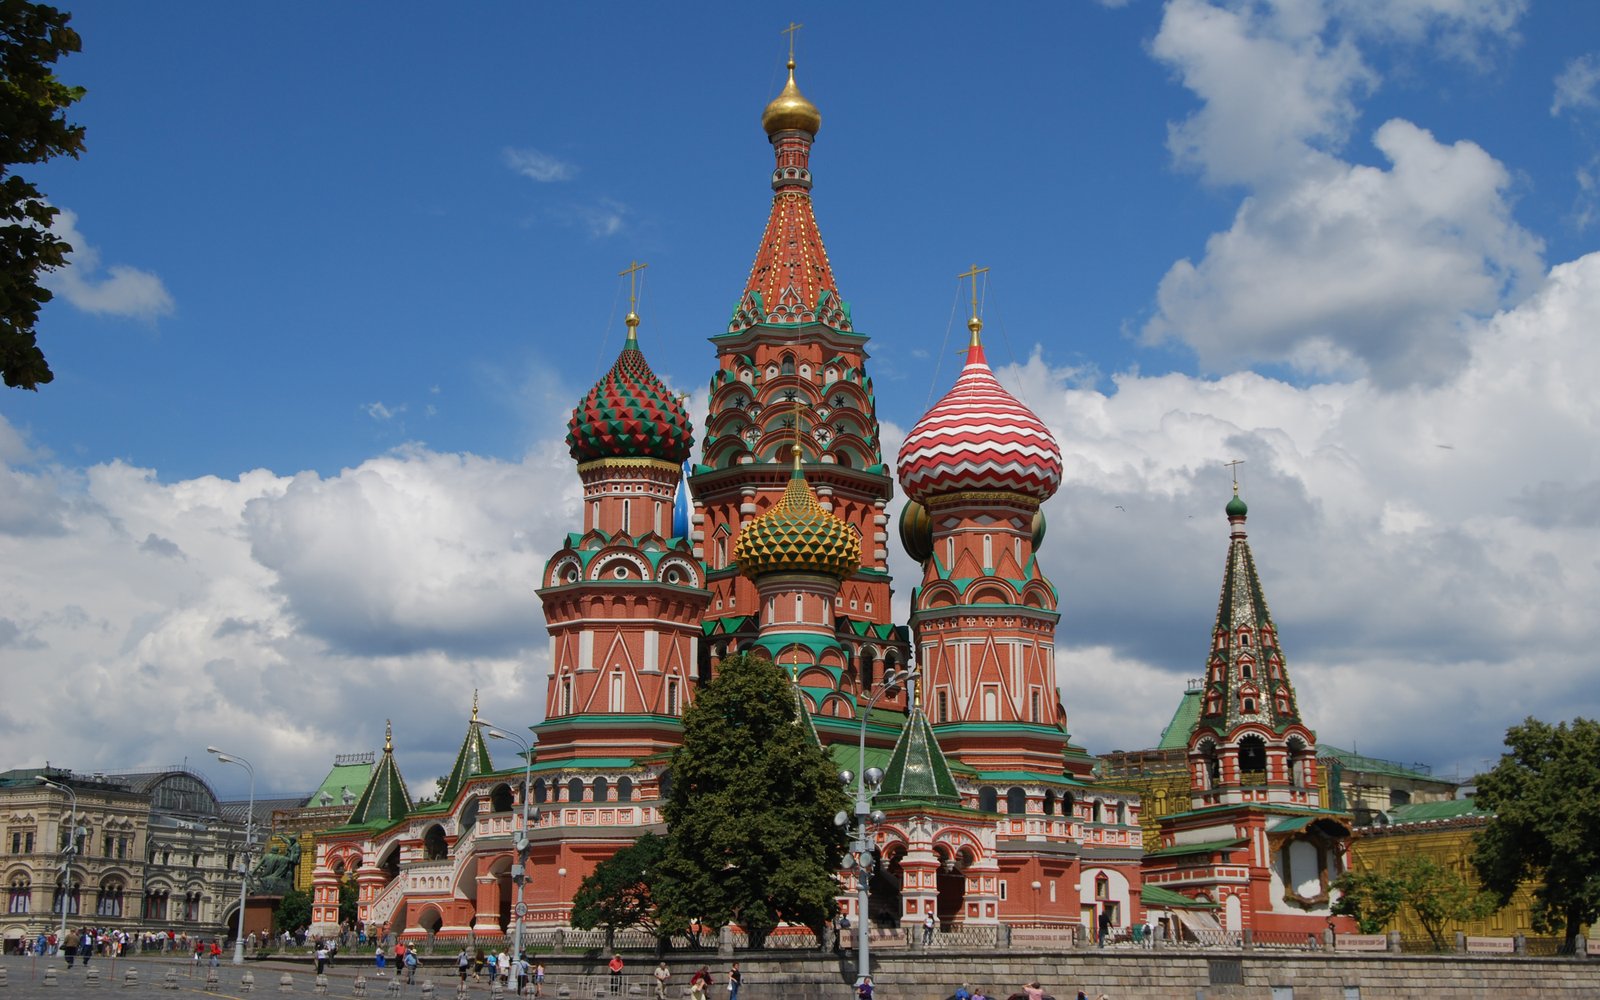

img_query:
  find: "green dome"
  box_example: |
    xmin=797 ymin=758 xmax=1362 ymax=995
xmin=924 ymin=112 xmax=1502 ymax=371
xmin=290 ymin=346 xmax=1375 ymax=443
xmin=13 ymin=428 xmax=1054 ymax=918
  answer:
xmin=1226 ymin=492 xmax=1248 ymax=517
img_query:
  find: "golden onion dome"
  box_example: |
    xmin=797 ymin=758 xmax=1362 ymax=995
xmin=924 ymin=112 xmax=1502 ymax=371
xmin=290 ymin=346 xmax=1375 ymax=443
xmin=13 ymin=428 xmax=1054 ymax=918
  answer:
xmin=762 ymin=59 xmax=822 ymax=136
xmin=899 ymin=500 xmax=933 ymax=564
xmin=735 ymin=448 xmax=860 ymax=580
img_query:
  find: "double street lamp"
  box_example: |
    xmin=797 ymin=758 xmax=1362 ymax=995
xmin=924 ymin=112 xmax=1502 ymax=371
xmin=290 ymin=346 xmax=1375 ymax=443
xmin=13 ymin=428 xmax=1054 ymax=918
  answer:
xmin=37 ymin=777 xmax=80 ymax=950
xmin=478 ymin=723 xmax=539 ymax=975
xmin=838 ymin=665 xmax=919 ymax=989
xmin=206 ymin=746 xmax=255 ymax=965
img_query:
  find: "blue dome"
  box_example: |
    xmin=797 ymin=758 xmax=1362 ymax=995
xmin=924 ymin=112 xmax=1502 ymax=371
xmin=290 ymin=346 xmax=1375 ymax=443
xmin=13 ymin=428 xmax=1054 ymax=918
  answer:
xmin=672 ymin=461 xmax=692 ymax=538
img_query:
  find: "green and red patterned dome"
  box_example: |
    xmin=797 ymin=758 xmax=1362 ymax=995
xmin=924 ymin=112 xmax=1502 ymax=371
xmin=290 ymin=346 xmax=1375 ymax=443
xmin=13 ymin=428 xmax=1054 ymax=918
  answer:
xmin=735 ymin=448 xmax=861 ymax=581
xmin=566 ymin=313 xmax=695 ymax=466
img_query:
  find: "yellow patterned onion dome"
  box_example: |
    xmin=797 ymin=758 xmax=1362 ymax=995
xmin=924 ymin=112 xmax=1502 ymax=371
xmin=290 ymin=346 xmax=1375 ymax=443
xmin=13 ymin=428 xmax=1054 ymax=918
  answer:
xmin=762 ymin=59 xmax=822 ymax=136
xmin=735 ymin=453 xmax=860 ymax=580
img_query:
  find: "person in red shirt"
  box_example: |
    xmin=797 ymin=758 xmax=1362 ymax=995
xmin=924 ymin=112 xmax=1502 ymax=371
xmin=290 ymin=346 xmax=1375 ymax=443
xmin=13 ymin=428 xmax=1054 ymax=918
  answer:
xmin=608 ymin=954 xmax=624 ymax=995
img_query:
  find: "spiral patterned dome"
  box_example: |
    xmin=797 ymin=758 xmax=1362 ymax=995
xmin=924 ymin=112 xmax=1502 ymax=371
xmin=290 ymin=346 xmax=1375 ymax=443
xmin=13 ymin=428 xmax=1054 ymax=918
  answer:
xmin=567 ymin=316 xmax=695 ymax=466
xmin=897 ymin=324 xmax=1063 ymax=504
xmin=735 ymin=450 xmax=861 ymax=580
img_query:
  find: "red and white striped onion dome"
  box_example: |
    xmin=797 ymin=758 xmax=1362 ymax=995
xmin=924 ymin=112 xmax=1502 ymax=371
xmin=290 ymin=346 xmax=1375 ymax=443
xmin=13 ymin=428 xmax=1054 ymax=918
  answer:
xmin=896 ymin=323 xmax=1063 ymax=504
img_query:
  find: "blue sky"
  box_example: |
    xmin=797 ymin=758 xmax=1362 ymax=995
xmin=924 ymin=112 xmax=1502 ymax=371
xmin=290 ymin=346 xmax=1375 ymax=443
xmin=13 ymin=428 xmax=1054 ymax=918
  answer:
xmin=4 ymin=1 xmax=1599 ymax=796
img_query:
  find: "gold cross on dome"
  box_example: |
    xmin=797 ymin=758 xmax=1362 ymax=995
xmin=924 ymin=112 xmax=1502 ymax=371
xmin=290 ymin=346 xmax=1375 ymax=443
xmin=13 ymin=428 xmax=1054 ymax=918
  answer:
xmin=618 ymin=260 xmax=648 ymax=315
xmin=957 ymin=263 xmax=989 ymax=319
xmin=783 ymin=22 xmax=804 ymax=62
xmin=1224 ymin=458 xmax=1245 ymax=493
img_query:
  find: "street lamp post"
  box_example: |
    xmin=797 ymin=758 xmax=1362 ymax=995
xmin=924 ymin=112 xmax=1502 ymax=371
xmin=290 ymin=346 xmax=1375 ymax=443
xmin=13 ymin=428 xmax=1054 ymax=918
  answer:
xmin=207 ymin=746 xmax=255 ymax=965
xmin=839 ymin=666 xmax=918 ymax=989
xmin=480 ymin=724 xmax=539 ymax=976
xmin=37 ymin=777 xmax=79 ymax=953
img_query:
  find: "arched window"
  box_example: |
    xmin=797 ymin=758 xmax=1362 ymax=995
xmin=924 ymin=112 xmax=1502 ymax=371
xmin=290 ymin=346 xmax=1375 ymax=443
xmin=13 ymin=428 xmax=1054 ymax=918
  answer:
xmin=616 ymin=776 xmax=634 ymax=803
xmin=561 ymin=677 xmax=574 ymax=716
xmin=459 ymin=797 xmax=479 ymax=833
xmin=983 ymin=534 xmax=993 ymax=568
xmin=568 ymin=778 xmax=585 ymax=804
xmin=859 ymin=648 xmax=875 ymax=690
xmin=978 ymin=787 xmax=998 ymax=812
xmin=1094 ymin=873 xmax=1110 ymax=900
xmin=531 ymin=778 xmax=547 ymax=805
xmin=622 ymin=499 xmax=631 ymax=534
xmin=1042 ymin=790 xmax=1056 ymax=816
xmin=7 ymin=875 xmax=30 ymax=915
xmin=1005 ymin=787 xmax=1027 ymax=815
xmin=1238 ymin=735 xmax=1267 ymax=782
xmin=1091 ymin=800 xmax=1103 ymax=824
xmin=593 ymin=777 xmax=610 ymax=804
xmin=1116 ymin=802 xmax=1127 ymax=825
xmin=492 ymin=783 xmax=515 ymax=813
xmin=658 ymin=770 xmax=673 ymax=800
xmin=97 ymin=880 xmax=124 ymax=917
xmin=422 ymin=825 xmax=448 ymax=861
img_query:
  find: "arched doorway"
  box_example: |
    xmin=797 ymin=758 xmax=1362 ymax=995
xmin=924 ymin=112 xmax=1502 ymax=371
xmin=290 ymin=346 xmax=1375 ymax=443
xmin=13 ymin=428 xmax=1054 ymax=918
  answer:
xmin=934 ymin=845 xmax=971 ymax=926
xmin=415 ymin=905 xmax=443 ymax=939
xmin=422 ymin=825 xmax=448 ymax=861
xmin=867 ymin=842 xmax=905 ymax=928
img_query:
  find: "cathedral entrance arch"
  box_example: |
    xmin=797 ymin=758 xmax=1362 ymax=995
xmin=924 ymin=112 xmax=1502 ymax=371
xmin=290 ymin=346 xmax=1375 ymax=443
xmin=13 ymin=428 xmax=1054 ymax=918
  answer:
xmin=934 ymin=844 xmax=972 ymax=926
xmin=867 ymin=842 xmax=905 ymax=928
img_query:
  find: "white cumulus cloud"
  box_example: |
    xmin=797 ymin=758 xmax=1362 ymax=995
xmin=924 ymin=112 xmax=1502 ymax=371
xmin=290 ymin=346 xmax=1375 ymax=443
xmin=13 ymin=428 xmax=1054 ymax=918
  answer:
xmin=44 ymin=207 xmax=175 ymax=320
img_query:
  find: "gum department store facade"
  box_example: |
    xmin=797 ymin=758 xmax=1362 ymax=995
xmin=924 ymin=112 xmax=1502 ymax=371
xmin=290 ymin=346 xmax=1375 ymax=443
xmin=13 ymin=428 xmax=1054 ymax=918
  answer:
xmin=307 ymin=57 xmax=1353 ymax=945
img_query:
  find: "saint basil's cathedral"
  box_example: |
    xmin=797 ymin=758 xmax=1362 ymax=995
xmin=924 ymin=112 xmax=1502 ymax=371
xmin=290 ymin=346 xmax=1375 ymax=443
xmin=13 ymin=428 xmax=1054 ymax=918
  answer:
xmin=309 ymin=55 xmax=1352 ymax=945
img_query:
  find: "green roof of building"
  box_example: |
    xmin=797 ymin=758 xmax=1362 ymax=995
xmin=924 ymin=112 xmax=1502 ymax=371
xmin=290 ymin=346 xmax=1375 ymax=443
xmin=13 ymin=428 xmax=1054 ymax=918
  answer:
xmin=1157 ymin=688 xmax=1203 ymax=751
xmin=1385 ymin=798 xmax=1486 ymax=824
xmin=346 ymin=722 xmax=413 ymax=827
xmin=1146 ymin=838 xmax=1248 ymax=858
xmin=877 ymin=707 xmax=960 ymax=808
xmin=303 ymin=758 xmax=375 ymax=810
xmin=1141 ymin=884 xmax=1220 ymax=909
xmin=1318 ymin=745 xmax=1440 ymax=783
xmin=438 ymin=709 xmax=494 ymax=805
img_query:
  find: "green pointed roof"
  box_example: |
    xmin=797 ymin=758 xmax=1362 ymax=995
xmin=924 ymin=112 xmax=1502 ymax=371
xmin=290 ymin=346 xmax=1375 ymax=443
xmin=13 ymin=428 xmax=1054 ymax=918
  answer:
xmin=347 ymin=720 xmax=413 ymax=826
xmin=1199 ymin=492 xmax=1303 ymax=735
xmin=1156 ymin=685 xmax=1203 ymax=751
xmin=438 ymin=697 xmax=493 ymax=805
xmin=876 ymin=704 xmax=960 ymax=808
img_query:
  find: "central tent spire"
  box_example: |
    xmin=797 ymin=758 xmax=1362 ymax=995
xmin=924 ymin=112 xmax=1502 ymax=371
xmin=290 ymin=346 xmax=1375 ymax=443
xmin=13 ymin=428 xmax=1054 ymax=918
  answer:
xmin=732 ymin=31 xmax=849 ymax=332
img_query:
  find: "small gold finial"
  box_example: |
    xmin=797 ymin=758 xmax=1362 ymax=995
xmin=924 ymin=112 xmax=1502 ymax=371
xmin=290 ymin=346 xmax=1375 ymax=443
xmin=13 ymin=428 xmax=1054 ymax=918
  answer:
xmin=471 ymin=689 xmax=479 ymax=722
xmin=1225 ymin=458 xmax=1244 ymax=494
xmin=957 ymin=263 xmax=990 ymax=347
xmin=619 ymin=260 xmax=648 ymax=338
xmin=384 ymin=719 xmax=393 ymax=752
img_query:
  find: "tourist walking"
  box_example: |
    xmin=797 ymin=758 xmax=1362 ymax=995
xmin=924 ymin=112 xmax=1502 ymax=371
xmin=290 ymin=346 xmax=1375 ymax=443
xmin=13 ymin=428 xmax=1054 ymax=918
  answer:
xmin=516 ymin=954 xmax=530 ymax=997
xmin=404 ymin=948 xmax=418 ymax=985
xmin=652 ymin=961 xmax=671 ymax=1000
xmin=473 ymin=949 xmax=485 ymax=982
xmin=457 ymin=948 xmax=470 ymax=983
xmin=727 ymin=962 xmax=742 ymax=1000
xmin=533 ymin=961 xmax=545 ymax=997
xmin=923 ymin=912 xmax=936 ymax=945
xmin=1023 ymin=981 xmax=1045 ymax=1000
xmin=316 ymin=942 xmax=329 ymax=975
xmin=856 ymin=975 xmax=874 ymax=999
xmin=689 ymin=966 xmax=711 ymax=1000
xmin=608 ymin=954 xmax=624 ymax=995
xmin=497 ymin=949 xmax=511 ymax=987
xmin=375 ymin=941 xmax=387 ymax=974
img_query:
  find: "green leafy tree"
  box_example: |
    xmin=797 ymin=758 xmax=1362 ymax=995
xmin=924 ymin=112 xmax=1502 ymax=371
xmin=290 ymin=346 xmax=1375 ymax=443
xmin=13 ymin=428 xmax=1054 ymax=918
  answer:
xmin=1335 ymin=855 xmax=1493 ymax=949
xmin=273 ymin=888 xmax=311 ymax=935
xmin=1332 ymin=866 xmax=1404 ymax=934
xmin=1472 ymin=716 xmax=1600 ymax=952
xmin=570 ymin=832 xmax=666 ymax=948
xmin=655 ymin=652 xmax=849 ymax=948
xmin=1 ymin=0 xmax=87 ymax=390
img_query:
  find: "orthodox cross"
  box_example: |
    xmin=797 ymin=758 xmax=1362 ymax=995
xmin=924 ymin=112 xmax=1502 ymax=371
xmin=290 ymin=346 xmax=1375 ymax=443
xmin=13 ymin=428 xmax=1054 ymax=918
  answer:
xmin=957 ymin=263 xmax=989 ymax=318
xmin=783 ymin=21 xmax=804 ymax=61
xmin=619 ymin=260 xmax=648 ymax=314
xmin=1224 ymin=458 xmax=1245 ymax=493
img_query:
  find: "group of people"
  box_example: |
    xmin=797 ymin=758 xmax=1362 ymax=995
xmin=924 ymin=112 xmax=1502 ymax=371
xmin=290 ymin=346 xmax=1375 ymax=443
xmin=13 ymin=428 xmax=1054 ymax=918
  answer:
xmin=648 ymin=960 xmax=741 ymax=1000
xmin=434 ymin=945 xmax=545 ymax=995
